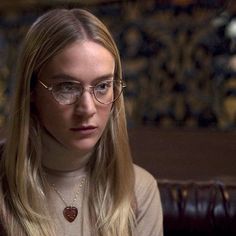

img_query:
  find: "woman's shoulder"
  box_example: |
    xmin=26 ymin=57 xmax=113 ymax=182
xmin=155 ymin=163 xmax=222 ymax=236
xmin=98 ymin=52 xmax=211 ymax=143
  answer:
xmin=133 ymin=164 xmax=157 ymax=183
xmin=133 ymin=164 xmax=158 ymax=194
xmin=133 ymin=164 xmax=163 ymax=236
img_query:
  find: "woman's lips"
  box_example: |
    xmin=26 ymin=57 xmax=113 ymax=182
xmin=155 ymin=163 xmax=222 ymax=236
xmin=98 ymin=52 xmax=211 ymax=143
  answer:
xmin=70 ymin=126 xmax=97 ymax=135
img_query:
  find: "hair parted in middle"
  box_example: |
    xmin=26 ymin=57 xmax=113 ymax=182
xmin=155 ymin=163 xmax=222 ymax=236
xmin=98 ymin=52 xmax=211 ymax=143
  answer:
xmin=1 ymin=8 xmax=135 ymax=236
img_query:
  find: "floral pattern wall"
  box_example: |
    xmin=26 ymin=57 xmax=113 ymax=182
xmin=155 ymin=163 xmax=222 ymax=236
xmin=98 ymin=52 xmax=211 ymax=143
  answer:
xmin=0 ymin=0 xmax=235 ymax=129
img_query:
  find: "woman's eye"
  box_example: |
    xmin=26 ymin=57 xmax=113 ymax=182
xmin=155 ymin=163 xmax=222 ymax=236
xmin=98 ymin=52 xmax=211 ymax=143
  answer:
xmin=95 ymin=81 xmax=112 ymax=92
xmin=56 ymin=82 xmax=79 ymax=93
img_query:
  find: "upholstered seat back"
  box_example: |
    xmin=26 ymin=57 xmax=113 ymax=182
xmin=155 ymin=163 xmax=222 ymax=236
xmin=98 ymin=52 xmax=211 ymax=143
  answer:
xmin=159 ymin=180 xmax=236 ymax=236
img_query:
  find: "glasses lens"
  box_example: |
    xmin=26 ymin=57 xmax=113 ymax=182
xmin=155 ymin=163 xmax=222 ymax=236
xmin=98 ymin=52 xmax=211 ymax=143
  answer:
xmin=52 ymin=82 xmax=82 ymax=105
xmin=94 ymin=80 xmax=124 ymax=104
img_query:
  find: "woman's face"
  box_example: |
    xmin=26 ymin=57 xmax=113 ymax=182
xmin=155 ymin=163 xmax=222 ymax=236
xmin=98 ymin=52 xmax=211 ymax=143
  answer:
xmin=33 ymin=40 xmax=114 ymax=153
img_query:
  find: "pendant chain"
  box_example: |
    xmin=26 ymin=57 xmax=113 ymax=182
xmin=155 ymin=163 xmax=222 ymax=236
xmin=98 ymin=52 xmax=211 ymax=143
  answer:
xmin=48 ymin=176 xmax=86 ymax=207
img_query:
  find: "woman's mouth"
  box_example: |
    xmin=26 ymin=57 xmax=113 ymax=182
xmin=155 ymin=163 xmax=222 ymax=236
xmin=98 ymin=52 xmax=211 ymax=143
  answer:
xmin=70 ymin=126 xmax=98 ymax=135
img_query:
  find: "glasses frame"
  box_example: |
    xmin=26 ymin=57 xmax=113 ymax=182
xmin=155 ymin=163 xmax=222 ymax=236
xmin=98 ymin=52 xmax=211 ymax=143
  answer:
xmin=38 ymin=79 xmax=126 ymax=105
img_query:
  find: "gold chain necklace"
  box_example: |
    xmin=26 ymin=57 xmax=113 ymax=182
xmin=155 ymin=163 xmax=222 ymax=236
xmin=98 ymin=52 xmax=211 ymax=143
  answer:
xmin=47 ymin=176 xmax=86 ymax=223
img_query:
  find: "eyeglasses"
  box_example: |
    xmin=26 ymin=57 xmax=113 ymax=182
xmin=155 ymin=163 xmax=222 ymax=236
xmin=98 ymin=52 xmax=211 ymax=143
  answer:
xmin=38 ymin=79 xmax=126 ymax=105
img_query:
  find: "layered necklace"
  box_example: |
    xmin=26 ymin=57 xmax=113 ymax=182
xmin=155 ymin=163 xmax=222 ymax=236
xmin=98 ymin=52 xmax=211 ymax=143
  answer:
xmin=47 ymin=176 xmax=86 ymax=223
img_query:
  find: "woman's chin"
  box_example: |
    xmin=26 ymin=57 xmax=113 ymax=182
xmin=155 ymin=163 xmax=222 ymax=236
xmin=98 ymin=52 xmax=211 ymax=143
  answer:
xmin=66 ymin=139 xmax=97 ymax=153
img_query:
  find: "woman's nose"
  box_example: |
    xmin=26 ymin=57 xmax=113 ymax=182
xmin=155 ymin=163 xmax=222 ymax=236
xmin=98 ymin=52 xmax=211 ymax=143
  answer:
xmin=74 ymin=90 xmax=96 ymax=117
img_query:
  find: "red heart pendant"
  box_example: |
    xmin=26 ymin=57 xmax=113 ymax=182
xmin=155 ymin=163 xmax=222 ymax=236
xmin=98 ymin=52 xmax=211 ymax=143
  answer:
xmin=63 ymin=206 xmax=78 ymax=222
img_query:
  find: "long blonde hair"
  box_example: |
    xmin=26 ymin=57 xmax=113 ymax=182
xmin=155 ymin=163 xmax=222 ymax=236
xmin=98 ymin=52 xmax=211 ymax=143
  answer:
xmin=0 ymin=9 xmax=135 ymax=236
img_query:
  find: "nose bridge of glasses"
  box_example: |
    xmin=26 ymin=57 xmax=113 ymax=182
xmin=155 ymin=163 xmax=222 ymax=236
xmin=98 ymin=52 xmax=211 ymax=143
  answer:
xmin=78 ymin=85 xmax=96 ymax=102
xmin=78 ymin=85 xmax=96 ymax=103
xmin=75 ymin=86 xmax=98 ymax=112
xmin=83 ymin=85 xmax=94 ymax=94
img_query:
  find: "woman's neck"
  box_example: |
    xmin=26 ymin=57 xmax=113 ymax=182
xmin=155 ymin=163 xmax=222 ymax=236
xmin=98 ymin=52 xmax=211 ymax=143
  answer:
xmin=41 ymin=129 xmax=92 ymax=172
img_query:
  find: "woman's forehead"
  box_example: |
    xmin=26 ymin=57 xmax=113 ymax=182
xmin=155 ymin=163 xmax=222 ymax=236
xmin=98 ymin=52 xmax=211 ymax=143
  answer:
xmin=38 ymin=41 xmax=115 ymax=85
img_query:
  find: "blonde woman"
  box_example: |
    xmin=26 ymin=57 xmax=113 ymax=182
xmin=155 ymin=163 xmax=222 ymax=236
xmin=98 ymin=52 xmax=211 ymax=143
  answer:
xmin=0 ymin=8 xmax=163 ymax=236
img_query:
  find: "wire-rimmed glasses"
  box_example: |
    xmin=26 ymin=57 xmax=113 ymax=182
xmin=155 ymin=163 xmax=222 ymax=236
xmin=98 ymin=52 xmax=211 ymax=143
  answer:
xmin=38 ymin=79 xmax=126 ymax=105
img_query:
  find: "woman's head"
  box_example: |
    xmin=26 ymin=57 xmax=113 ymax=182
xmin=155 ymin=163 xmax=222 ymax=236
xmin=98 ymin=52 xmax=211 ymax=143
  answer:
xmin=34 ymin=40 xmax=116 ymax=154
xmin=14 ymin=8 xmax=125 ymax=153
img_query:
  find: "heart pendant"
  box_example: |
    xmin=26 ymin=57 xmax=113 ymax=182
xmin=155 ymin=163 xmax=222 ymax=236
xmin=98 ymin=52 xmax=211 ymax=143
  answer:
xmin=63 ymin=206 xmax=78 ymax=222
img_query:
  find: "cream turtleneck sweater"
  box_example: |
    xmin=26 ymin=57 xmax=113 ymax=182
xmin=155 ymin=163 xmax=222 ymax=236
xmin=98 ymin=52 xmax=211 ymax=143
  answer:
xmin=44 ymin=165 xmax=163 ymax=236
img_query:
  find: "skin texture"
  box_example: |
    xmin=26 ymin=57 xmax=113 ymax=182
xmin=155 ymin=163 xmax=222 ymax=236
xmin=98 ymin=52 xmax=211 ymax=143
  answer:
xmin=33 ymin=40 xmax=114 ymax=171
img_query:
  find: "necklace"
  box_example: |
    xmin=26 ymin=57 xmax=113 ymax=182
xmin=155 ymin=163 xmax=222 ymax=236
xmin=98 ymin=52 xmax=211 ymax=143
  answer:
xmin=48 ymin=176 xmax=86 ymax=223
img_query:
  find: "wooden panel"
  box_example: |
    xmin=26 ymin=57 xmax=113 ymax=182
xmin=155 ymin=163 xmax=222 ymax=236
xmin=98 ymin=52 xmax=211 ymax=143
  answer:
xmin=129 ymin=127 xmax=236 ymax=181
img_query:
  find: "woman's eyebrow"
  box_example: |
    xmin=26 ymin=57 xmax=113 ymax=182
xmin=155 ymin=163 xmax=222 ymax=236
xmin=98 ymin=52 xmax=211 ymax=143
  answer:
xmin=49 ymin=74 xmax=76 ymax=81
xmin=93 ymin=73 xmax=114 ymax=83
xmin=49 ymin=73 xmax=114 ymax=82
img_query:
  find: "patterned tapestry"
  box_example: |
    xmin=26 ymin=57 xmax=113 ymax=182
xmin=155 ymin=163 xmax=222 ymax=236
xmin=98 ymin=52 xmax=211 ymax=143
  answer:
xmin=0 ymin=0 xmax=235 ymax=129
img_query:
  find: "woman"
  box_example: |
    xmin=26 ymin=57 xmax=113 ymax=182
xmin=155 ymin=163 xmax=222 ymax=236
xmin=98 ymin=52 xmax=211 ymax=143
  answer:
xmin=0 ymin=8 xmax=163 ymax=236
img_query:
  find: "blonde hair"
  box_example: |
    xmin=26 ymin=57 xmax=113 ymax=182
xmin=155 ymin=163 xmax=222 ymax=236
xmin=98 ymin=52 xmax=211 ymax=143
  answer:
xmin=0 ymin=9 xmax=135 ymax=236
